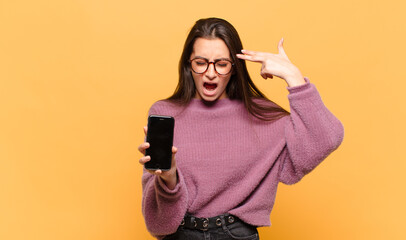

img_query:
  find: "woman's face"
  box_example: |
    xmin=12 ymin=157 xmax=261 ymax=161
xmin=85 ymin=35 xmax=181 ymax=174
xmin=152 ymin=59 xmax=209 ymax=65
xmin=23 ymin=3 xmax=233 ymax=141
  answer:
xmin=190 ymin=38 xmax=232 ymax=101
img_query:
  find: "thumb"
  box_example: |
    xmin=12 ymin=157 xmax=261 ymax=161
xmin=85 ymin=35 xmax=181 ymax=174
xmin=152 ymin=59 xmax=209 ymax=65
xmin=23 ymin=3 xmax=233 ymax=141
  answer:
xmin=278 ymin=38 xmax=288 ymax=59
xmin=172 ymin=146 xmax=178 ymax=156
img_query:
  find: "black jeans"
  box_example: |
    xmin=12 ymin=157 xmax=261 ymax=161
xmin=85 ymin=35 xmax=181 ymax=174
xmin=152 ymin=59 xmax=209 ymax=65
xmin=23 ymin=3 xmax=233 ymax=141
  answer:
xmin=163 ymin=215 xmax=259 ymax=240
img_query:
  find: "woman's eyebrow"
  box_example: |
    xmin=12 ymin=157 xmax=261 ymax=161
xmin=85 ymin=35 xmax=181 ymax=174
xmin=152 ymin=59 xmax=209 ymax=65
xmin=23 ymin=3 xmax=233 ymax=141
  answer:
xmin=193 ymin=56 xmax=232 ymax=61
xmin=192 ymin=56 xmax=208 ymax=60
xmin=215 ymin=57 xmax=232 ymax=61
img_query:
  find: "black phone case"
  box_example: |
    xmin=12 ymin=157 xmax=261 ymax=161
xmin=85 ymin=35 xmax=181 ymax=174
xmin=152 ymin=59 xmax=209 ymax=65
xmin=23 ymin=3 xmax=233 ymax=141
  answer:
xmin=144 ymin=115 xmax=174 ymax=171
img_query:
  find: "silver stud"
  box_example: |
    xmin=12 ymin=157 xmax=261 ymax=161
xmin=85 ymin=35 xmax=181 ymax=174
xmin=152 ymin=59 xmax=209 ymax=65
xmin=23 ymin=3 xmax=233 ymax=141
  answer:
xmin=203 ymin=218 xmax=209 ymax=228
xmin=228 ymin=216 xmax=234 ymax=223
xmin=216 ymin=218 xmax=222 ymax=226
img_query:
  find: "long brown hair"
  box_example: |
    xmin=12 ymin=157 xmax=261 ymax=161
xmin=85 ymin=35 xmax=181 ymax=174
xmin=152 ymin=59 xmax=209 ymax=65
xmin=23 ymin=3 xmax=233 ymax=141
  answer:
xmin=167 ymin=17 xmax=289 ymax=121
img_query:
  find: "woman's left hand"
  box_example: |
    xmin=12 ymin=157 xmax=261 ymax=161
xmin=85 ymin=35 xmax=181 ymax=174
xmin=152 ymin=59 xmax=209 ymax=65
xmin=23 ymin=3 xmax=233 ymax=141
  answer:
xmin=236 ymin=38 xmax=306 ymax=87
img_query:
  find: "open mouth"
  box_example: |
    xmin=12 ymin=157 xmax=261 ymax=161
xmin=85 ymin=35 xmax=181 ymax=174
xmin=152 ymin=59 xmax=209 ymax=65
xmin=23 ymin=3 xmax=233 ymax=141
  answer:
xmin=204 ymin=82 xmax=217 ymax=91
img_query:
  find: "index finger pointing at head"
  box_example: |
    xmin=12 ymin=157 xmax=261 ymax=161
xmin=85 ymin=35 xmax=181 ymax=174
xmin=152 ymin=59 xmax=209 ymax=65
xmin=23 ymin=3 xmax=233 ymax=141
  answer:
xmin=240 ymin=49 xmax=267 ymax=56
xmin=236 ymin=53 xmax=264 ymax=63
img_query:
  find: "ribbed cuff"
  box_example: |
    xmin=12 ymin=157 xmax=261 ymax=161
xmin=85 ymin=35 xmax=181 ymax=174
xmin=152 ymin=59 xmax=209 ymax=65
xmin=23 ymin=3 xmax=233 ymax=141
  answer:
xmin=287 ymin=77 xmax=322 ymax=104
xmin=287 ymin=77 xmax=311 ymax=94
xmin=155 ymin=169 xmax=183 ymax=198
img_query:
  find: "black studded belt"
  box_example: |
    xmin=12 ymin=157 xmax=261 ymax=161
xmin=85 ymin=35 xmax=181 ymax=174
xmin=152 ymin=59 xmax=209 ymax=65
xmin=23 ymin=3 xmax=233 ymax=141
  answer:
xmin=180 ymin=214 xmax=239 ymax=231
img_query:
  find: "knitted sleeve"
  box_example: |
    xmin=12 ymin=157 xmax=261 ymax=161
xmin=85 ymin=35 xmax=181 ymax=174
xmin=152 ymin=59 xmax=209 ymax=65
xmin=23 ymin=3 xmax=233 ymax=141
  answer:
xmin=278 ymin=78 xmax=344 ymax=185
xmin=141 ymin=101 xmax=188 ymax=238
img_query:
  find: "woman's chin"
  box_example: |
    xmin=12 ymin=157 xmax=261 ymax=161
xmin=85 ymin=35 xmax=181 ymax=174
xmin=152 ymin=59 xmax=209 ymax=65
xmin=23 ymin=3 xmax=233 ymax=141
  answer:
xmin=198 ymin=91 xmax=220 ymax=102
xmin=197 ymin=94 xmax=218 ymax=102
xmin=195 ymin=89 xmax=217 ymax=101
xmin=198 ymin=94 xmax=227 ymax=103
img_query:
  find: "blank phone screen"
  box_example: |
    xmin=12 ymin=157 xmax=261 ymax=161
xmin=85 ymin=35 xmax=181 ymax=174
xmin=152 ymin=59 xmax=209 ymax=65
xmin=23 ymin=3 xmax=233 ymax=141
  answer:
xmin=145 ymin=115 xmax=174 ymax=170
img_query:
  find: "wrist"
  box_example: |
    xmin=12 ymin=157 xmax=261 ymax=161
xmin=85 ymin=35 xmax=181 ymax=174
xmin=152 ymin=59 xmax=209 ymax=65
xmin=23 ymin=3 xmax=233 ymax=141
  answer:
xmin=160 ymin=170 xmax=178 ymax=190
xmin=285 ymin=68 xmax=305 ymax=87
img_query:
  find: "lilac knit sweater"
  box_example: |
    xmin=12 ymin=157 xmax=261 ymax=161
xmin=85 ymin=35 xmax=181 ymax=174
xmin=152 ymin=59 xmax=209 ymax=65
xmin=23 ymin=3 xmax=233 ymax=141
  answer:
xmin=141 ymin=80 xmax=344 ymax=239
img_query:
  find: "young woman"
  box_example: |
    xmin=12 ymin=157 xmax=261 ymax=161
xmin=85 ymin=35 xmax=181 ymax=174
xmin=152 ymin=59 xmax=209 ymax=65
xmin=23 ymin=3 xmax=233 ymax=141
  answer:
xmin=138 ymin=17 xmax=344 ymax=240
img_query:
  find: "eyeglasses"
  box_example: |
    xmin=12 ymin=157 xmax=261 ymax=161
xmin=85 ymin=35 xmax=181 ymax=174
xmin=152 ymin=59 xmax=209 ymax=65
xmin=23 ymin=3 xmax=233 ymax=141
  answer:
xmin=189 ymin=58 xmax=234 ymax=75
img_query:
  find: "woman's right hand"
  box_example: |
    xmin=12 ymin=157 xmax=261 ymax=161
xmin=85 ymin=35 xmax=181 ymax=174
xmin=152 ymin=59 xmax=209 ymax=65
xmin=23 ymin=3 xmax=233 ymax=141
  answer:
xmin=138 ymin=126 xmax=178 ymax=190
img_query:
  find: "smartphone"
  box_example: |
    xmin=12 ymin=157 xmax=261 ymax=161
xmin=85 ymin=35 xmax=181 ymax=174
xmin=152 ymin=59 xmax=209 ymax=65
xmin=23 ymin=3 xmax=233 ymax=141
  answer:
xmin=144 ymin=115 xmax=175 ymax=171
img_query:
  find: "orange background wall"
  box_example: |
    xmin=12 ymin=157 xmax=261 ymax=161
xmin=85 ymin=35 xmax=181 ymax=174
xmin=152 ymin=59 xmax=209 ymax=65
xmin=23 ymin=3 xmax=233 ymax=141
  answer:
xmin=1 ymin=0 xmax=405 ymax=239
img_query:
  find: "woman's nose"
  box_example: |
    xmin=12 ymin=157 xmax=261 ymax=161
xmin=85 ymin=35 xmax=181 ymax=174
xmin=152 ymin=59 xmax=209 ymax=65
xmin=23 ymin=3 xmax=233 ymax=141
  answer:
xmin=205 ymin=63 xmax=217 ymax=79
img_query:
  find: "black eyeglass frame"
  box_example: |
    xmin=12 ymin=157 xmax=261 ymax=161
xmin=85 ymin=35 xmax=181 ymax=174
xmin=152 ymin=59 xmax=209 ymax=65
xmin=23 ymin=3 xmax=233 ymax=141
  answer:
xmin=189 ymin=58 xmax=234 ymax=75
